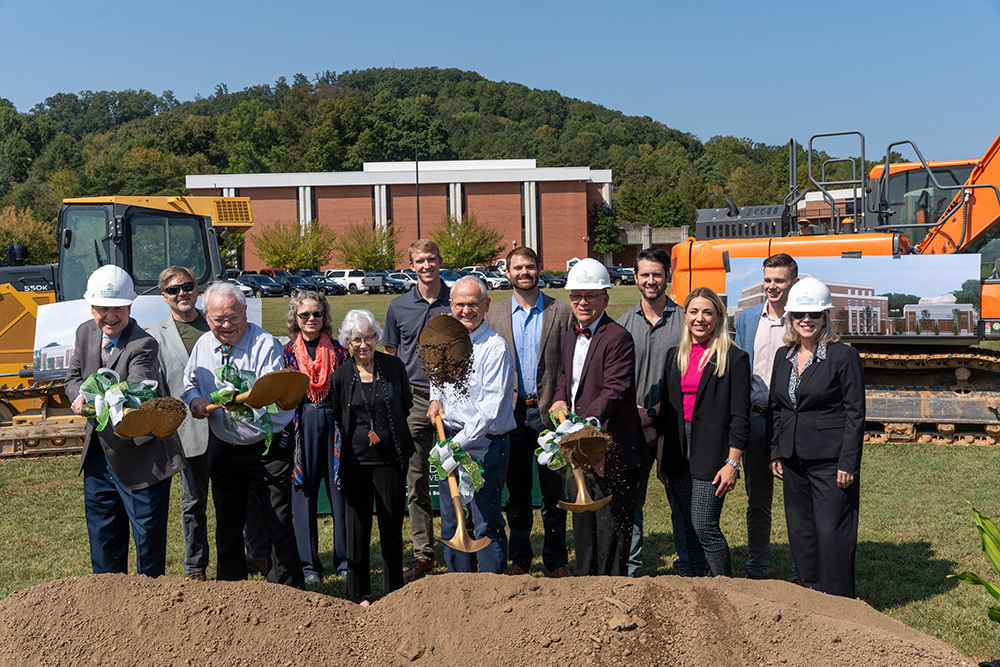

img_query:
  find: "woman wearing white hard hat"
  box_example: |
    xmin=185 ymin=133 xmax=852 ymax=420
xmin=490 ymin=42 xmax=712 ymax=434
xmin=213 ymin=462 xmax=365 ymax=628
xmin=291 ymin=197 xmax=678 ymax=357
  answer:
xmin=767 ymin=277 xmax=865 ymax=598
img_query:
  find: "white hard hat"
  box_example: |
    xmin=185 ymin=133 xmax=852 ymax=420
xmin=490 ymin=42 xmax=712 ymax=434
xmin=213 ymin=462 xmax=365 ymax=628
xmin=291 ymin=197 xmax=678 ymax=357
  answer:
xmin=565 ymin=258 xmax=612 ymax=290
xmin=84 ymin=265 xmax=137 ymax=306
xmin=786 ymin=277 xmax=834 ymax=311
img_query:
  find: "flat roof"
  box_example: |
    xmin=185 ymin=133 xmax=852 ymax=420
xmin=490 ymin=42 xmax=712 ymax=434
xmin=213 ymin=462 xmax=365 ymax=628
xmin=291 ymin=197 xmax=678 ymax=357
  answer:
xmin=187 ymin=159 xmax=613 ymax=190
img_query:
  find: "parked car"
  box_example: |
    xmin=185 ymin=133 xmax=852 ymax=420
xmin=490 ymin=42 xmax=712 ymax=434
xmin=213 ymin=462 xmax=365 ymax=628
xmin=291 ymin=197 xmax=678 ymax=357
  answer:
xmin=315 ymin=277 xmax=348 ymax=296
xmin=325 ymin=269 xmax=383 ymax=294
xmin=223 ymin=269 xmax=243 ymax=281
xmin=228 ymin=278 xmax=254 ymax=298
xmin=294 ymin=269 xmax=321 ymax=278
xmin=237 ymin=274 xmax=285 ymax=298
xmin=260 ymin=269 xmax=292 ymax=280
xmin=389 ymin=272 xmax=417 ymax=291
xmin=468 ymin=270 xmax=510 ymax=290
xmin=538 ymin=273 xmax=567 ymax=289
xmin=283 ymin=275 xmax=321 ymax=295
xmin=439 ymin=270 xmax=463 ymax=287
xmin=606 ymin=266 xmax=635 ymax=286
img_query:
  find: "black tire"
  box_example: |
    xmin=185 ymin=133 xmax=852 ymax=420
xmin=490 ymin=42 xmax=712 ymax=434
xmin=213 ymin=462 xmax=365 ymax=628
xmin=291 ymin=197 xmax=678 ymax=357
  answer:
xmin=614 ymin=278 xmax=623 ymax=286
xmin=253 ymin=288 xmax=261 ymax=298
xmin=348 ymin=284 xmax=358 ymax=294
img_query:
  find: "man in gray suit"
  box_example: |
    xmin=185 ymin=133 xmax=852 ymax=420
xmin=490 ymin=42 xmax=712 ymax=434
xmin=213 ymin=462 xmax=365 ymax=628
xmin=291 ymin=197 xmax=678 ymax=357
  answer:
xmin=150 ymin=266 xmax=211 ymax=581
xmin=486 ymin=247 xmax=575 ymax=577
xmin=67 ymin=265 xmax=186 ymax=577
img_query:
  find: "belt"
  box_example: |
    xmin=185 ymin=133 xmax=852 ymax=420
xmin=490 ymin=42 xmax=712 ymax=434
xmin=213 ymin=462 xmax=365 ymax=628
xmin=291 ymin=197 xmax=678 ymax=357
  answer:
xmin=517 ymin=397 xmax=539 ymax=407
xmin=303 ymin=402 xmax=332 ymax=409
xmin=412 ymin=386 xmax=430 ymax=400
xmin=751 ymin=404 xmax=768 ymax=416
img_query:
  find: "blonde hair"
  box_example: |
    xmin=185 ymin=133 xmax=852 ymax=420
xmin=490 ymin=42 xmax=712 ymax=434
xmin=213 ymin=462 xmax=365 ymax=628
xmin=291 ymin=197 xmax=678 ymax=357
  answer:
xmin=677 ymin=287 xmax=731 ymax=379
xmin=408 ymin=239 xmax=442 ymax=262
xmin=782 ymin=310 xmax=840 ymax=346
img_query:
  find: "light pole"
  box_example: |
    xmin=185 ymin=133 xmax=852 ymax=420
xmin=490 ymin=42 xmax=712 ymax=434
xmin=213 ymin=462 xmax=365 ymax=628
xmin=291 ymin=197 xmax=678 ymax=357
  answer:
xmin=414 ymin=138 xmax=421 ymax=239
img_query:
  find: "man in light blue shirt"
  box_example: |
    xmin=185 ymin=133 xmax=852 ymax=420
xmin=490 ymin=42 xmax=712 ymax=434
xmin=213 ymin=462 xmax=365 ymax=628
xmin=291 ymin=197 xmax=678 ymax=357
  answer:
xmin=182 ymin=281 xmax=302 ymax=587
xmin=429 ymin=276 xmax=516 ymax=573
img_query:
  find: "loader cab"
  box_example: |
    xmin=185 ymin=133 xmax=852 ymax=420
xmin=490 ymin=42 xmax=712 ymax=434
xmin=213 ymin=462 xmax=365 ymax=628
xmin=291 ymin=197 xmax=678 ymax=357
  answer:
xmin=57 ymin=199 xmax=225 ymax=303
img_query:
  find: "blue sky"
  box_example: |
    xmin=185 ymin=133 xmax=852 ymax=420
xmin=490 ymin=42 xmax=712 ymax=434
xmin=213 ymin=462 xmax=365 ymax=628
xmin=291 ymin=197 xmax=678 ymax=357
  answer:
xmin=2 ymin=0 xmax=999 ymax=161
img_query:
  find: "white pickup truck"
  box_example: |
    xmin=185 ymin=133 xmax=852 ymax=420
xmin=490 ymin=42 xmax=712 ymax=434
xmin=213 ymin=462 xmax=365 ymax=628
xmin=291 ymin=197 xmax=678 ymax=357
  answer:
xmin=324 ymin=269 xmax=383 ymax=294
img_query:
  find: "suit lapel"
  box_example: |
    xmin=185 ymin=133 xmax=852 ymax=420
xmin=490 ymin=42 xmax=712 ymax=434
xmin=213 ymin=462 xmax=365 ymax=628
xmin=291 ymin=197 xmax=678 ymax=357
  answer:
xmin=538 ymin=293 xmax=555 ymax=352
xmin=575 ymin=313 xmax=609 ymax=402
xmin=162 ymin=318 xmax=189 ymax=364
xmin=108 ymin=320 xmax=134 ymax=371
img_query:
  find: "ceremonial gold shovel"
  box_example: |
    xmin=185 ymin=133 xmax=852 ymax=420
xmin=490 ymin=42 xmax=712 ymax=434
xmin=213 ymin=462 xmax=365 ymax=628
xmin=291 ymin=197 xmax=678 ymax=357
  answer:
xmin=204 ymin=369 xmax=309 ymax=414
xmin=114 ymin=397 xmax=188 ymax=440
xmin=435 ymin=414 xmax=491 ymax=553
xmin=552 ymin=410 xmax=614 ymax=514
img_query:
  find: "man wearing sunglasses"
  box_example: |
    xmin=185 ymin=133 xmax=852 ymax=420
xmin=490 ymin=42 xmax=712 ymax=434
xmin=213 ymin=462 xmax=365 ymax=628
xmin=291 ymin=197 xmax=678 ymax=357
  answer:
xmin=733 ymin=253 xmax=798 ymax=581
xmin=151 ymin=267 xmax=212 ymax=580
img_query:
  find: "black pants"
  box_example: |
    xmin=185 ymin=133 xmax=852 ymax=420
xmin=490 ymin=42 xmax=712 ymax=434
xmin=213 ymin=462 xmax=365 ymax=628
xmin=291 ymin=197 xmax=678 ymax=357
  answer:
xmin=572 ymin=466 xmax=641 ymax=576
xmin=208 ymin=434 xmax=304 ymax=588
xmin=783 ymin=454 xmax=859 ymax=598
xmin=341 ymin=462 xmax=406 ymax=602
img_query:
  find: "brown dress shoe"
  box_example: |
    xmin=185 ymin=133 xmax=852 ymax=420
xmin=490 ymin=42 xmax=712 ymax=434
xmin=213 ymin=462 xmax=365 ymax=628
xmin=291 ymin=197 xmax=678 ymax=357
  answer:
xmin=186 ymin=571 xmax=207 ymax=582
xmin=745 ymin=570 xmax=766 ymax=580
xmin=403 ymin=558 xmax=434 ymax=583
xmin=550 ymin=565 xmax=574 ymax=578
xmin=507 ymin=563 xmax=528 ymax=576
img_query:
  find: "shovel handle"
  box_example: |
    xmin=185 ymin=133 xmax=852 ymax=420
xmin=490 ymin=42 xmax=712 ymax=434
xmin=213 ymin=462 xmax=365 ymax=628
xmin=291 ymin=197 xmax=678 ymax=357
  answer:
xmin=204 ymin=390 xmax=251 ymax=414
xmin=434 ymin=414 xmax=447 ymax=442
xmin=553 ymin=409 xmax=567 ymax=425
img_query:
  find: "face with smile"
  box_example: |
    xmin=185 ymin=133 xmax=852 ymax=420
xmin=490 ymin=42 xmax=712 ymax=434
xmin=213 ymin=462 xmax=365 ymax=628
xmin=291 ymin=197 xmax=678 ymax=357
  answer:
xmin=685 ymin=296 xmax=719 ymax=343
xmin=348 ymin=328 xmax=378 ymax=365
xmin=162 ymin=273 xmax=197 ymax=317
xmin=506 ymin=254 xmax=539 ymax=293
xmin=206 ymin=294 xmax=248 ymax=346
xmin=791 ymin=310 xmax=826 ymax=344
xmin=763 ymin=267 xmax=795 ymax=309
xmin=410 ymin=250 xmax=442 ymax=287
xmin=569 ymin=290 xmax=609 ymax=328
xmin=450 ymin=281 xmax=490 ymax=333
xmin=92 ymin=305 xmax=131 ymax=338
xmin=296 ymin=298 xmax=325 ymax=341
xmin=636 ymin=258 xmax=667 ymax=303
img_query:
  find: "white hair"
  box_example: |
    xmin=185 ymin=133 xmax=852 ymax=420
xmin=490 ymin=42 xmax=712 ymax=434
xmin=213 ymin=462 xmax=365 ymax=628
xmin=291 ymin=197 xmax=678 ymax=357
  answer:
xmin=452 ymin=275 xmax=488 ymax=301
xmin=339 ymin=309 xmax=384 ymax=348
xmin=204 ymin=280 xmax=246 ymax=312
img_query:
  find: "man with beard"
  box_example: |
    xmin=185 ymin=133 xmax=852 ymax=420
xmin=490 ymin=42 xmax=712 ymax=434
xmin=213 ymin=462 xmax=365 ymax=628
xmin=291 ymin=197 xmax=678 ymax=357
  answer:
xmin=616 ymin=248 xmax=689 ymax=577
xmin=486 ymin=247 xmax=575 ymax=578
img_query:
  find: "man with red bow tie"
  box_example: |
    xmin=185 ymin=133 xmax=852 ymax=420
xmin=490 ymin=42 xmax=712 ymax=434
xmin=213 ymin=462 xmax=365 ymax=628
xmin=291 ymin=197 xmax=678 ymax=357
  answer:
xmin=549 ymin=259 xmax=648 ymax=577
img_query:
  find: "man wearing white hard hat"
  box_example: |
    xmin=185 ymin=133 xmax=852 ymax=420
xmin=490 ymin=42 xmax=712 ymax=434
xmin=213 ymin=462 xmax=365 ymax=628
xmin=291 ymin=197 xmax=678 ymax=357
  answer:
xmin=66 ymin=265 xmax=186 ymax=577
xmin=549 ymin=258 xmax=649 ymax=576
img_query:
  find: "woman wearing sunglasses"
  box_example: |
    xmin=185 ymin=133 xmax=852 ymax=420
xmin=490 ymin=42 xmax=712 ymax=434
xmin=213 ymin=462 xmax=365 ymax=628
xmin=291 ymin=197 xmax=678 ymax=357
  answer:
xmin=656 ymin=287 xmax=750 ymax=577
xmin=281 ymin=291 xmax=350 ymax=586
xmin=769 ymin=277 xmax=864 ymax=598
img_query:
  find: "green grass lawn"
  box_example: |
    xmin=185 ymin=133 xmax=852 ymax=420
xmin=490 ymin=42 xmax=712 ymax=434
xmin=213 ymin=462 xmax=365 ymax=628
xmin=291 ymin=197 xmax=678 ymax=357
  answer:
xmin=5 ymin=285 xmax=999 ymax=661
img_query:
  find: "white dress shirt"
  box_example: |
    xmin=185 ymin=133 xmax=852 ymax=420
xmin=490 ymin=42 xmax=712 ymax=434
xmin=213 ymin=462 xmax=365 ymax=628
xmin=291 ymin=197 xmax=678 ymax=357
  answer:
xmin=570 ymin=320 xmax=598 ymax=412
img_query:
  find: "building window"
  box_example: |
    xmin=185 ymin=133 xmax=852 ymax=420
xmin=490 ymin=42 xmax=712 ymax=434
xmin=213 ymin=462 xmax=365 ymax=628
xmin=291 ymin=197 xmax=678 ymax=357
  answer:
xmin=311 ymin=188 xmax=318 ymax=222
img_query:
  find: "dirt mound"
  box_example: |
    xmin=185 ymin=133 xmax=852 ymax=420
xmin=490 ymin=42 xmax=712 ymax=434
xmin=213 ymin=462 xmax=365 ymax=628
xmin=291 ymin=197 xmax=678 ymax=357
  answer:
xmin=0 ymin=573 xmax=971 ymax=667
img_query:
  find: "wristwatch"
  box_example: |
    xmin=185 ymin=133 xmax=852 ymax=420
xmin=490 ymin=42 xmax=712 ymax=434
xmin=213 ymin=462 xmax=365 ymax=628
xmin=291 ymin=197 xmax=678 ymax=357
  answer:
xmin=725 ymin=458 xmax=741 ymax=471
xmin=646 ymin=407 xmax=657 ymax=419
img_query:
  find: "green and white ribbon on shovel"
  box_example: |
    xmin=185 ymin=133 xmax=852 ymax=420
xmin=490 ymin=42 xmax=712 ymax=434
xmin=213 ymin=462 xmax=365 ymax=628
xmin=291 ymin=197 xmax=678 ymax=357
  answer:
xmin=210 ymin=363 xmax=279 ymax=453
xmin=428 ymin=437 xmax=485 ymax=505
xmin=80 ymin=368 xmax=159 ymax=432
xmin=535 ymin=411 xmax=601 ymax=470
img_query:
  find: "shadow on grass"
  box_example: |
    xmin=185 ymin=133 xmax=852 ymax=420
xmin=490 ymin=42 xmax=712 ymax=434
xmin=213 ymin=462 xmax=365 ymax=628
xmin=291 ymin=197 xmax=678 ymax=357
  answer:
xmin=856 ymin=540 xmax=956 ymax=611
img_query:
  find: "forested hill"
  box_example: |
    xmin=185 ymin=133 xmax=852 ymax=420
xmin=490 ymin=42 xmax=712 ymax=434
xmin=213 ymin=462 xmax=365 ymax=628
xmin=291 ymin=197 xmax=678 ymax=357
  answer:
xmin=1 ymin=67 xmax=803 ymax=226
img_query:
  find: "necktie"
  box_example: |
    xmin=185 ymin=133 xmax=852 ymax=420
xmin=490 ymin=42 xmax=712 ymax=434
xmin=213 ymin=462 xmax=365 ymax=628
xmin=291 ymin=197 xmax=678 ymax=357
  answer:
xmin=573 ymin=325 xmax=591 ymax=339
xmin=101 ymin=338 xmax=113 ymax=366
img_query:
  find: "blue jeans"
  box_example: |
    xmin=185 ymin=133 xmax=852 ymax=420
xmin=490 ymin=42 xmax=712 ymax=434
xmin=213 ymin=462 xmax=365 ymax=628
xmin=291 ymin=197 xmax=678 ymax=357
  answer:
xmin=438 ymin=433 xmax=510 ymax=574
xmin=83 ymin=440 xmax=172 ymax=577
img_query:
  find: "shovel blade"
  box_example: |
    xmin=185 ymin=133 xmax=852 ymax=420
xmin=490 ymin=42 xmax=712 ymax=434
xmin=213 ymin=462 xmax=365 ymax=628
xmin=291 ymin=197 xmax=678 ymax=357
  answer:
xmin=558 ymin=495 xmax=613 ymax=514
xmin=439 ymin=534 xmax=492 ymax=554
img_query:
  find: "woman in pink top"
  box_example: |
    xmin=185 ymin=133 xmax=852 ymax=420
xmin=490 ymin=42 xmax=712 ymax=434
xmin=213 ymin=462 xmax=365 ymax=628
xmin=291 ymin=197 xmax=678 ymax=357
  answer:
xmin=656 ymin=288 xmax=751 ymax=577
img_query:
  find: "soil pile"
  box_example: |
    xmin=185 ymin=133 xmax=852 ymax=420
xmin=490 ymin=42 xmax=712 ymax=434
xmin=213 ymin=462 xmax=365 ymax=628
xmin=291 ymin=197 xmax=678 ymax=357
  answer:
xmin=118 ymin=396 xmax=187 ymax=439
xmin=0 ymin=573 xmax=972 ymax=667
xmin=418 ymin=314 xmax=472 ymax=393
xmin=560 ymin=424 xmax=613 ymax=470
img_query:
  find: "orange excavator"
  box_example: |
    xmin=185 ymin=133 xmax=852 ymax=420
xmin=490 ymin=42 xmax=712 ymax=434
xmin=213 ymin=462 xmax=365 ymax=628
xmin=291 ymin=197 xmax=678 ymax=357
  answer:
xmin=670 ymin=130 xmax=1000 ymax=444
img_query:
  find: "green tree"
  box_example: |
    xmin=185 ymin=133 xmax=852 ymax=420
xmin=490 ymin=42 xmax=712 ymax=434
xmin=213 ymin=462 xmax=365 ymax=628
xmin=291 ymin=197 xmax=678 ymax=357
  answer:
xmin=0 ymin=206 xmax=57 ymax=264
xmin=725 ymin=163 xmax=780 ymax=206
xmin=250 ymin=220 xmax=336 ymax=270
xmin=953 ymin=279 xmax=981 ymax=314
xmin=432 ymin=214 xmax=504 ymax=268
xmin=920 ymin=309 xmax=932 ymax=333
xmin=880 ymin=293 xmax=920 ymax=317
xmin=588 ymin=203 xmax=622 ymax=254
xmin=333 ymin=220 xmax=402 ymax=270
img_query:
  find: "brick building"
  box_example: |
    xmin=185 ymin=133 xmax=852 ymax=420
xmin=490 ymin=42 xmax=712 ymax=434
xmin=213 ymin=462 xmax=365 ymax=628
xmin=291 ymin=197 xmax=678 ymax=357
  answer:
xmin=902 ymin=303 xmax=975 ymax=335
xmin=186 ymin=160 xmax=612 ymax=272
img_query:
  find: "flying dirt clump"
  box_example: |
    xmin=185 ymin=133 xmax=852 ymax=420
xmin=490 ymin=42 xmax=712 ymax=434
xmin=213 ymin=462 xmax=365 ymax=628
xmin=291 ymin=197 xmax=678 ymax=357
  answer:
xmin=418 ymin=314 xmax=473 ymax=394
xmin=560 ymin=423 xmax=613 ymax=471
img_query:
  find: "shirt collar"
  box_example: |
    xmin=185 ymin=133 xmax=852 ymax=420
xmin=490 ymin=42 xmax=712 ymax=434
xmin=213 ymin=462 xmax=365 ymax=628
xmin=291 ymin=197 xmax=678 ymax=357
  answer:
xmin=411 ymin=280 xmax=450 ymax=305
xmin=469 ymin=321 xmax=491 ymax=343
xmin=214 ymin=323 xmax=252 ymax=355
xmin=785 ymin=341 xmax=827 ymax=361
xmin=632 ymin=297 xmax=678 ymax=324
xmin=512 ymin=291 xmax=544 ymax=315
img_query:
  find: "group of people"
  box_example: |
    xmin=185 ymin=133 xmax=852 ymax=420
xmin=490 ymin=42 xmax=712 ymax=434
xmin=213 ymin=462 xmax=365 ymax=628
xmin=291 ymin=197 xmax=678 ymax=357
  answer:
xmin=65 ymin=240 xmax=864 ymax=606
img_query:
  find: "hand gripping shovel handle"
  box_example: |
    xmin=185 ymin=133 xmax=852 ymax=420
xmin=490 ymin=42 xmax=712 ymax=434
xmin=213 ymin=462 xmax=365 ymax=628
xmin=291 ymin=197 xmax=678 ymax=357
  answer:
xmin=435 ymin=414 xmax=491 ymax=554
xmin=552 ymin=410 xmax=613 ymax=514
xmin=204 ymin=390 xmax=251 ymax=414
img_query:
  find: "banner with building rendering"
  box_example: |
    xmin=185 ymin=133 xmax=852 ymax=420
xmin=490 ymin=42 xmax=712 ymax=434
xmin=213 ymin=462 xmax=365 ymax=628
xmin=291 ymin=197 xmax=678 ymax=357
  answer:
xmin=725 ymin=254 xmax=981 ymax=338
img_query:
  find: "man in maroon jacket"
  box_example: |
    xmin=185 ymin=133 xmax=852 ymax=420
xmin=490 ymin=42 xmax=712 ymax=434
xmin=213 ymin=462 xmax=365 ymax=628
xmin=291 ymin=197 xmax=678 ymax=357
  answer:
xmin=549 ymin=258 xmax=648 ymax=576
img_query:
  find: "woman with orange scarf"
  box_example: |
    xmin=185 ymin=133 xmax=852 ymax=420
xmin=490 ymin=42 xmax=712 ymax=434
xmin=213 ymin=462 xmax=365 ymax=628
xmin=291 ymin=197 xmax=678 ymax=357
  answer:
xmin=282 ymin=291 xmax=349 ymax=585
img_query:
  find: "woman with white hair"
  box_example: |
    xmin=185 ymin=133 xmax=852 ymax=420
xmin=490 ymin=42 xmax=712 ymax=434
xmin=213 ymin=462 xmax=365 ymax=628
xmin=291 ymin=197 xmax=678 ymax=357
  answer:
xmin=330 ymin=309 xmax=415 ymax=606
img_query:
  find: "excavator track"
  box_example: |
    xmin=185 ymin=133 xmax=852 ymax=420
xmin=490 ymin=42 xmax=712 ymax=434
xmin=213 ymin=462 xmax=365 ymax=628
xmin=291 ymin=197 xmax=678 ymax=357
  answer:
xmin=859 ymin=345 xmax=1000 ymax=445
xmin=0 ymin=379 xmax=86 ymax=458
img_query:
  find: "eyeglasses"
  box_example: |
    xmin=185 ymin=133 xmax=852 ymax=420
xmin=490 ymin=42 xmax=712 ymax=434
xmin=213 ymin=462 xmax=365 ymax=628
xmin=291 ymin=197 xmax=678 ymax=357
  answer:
xmin=452 ymin=300 xmax=484 ymax=310
xmin=349 ymin=335 xmax=378 ymax=346
xmin=210 ymin=315 xmax=242 ymax=325
xmin=569 ymin=293 xmax=603 ymax=304
xmin=297 ymin=310 xmax=324 ymax=321
xmin=790 ymin=311 xmax=825 ymax=321
xmin=164 ymin=282 xmax=195 ymax=296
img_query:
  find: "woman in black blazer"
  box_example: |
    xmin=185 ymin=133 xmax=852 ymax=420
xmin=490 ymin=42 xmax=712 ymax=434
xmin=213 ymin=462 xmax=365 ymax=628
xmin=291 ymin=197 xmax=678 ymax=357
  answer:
xmin=769 ymin=278 xmax=865 ymax=598
xmin=656 ymin=287 xmax=751 ymax=577
xmin=332 ymin=309 xmax=415 ymax=606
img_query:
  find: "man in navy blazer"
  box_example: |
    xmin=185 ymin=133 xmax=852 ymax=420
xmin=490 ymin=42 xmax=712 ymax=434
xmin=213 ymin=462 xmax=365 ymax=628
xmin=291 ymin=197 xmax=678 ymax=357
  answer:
xmin=732 ymin=253 xmax=798 ymax=580
xmin=550 ymin=259 xmax=647 ymax=577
